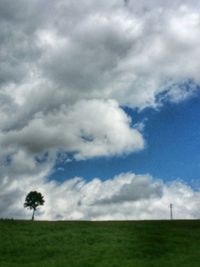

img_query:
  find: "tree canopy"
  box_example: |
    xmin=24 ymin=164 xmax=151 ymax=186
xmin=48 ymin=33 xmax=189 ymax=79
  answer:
xmin=24 ymin=191 xmax=45 ymax=220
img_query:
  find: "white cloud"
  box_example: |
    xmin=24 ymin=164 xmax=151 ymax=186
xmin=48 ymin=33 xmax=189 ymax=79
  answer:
xmin=0 ymin=99 xmax=144 ymax=160
xmin=34 ymin=2 xmax=200 ymax=108
xmin=1 ymin=1 xmax=200 ymax=109
xmin=0 ymin=169 xmax=199 ymax=220
xmin=0 ymin=0 xmax=200 ymax=221
xmin=0 ymin=150 xmax=53 ymax=219
xmin=0 ymin=0 xmax=200 ymax=161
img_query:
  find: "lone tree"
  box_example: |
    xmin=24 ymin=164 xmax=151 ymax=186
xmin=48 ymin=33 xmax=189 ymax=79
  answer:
xmin=24 ymin=191 xmax=45 ymax=221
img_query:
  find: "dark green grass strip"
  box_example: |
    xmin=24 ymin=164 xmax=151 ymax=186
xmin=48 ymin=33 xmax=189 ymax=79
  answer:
xmin=0 ymin=220 xmax=199 ymax=267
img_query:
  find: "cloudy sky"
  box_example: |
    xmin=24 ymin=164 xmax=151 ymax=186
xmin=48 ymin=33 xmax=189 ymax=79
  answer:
xmin=0 ymin=0 xmax=200 ymax=220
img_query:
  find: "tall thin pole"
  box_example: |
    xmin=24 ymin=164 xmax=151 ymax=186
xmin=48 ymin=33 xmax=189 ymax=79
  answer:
xmin=170 ymin=203 xmax=173 ymax=220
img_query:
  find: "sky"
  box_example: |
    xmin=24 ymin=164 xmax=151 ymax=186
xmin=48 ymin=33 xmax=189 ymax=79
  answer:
xmin=0 ymin=0 xmax=200 ymax=220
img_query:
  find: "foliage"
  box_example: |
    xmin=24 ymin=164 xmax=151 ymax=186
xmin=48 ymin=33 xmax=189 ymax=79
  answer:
xmin=24 ymin=191 xmax=45 ymax=220
xmin=0 ymin=220 xmax=200 ymax=267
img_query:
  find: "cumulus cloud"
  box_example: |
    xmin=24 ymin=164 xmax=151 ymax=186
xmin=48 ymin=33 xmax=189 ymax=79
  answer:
xmin=1 ymin=0 xmax=200 ymax=220
xmin=34 ymin=2 xmax=200 ymax=109
xmin=0 ymin=99 xmax=144 ymax=160
xmin=0 ymin=169 xmax=200 ymax=220
xmin=0 ymin=0 xmax=200 ymax=161
xmin=94 ymin=174 xmax=163 ymax=204
xmin=0 ymin=150 xmax=53 ymax=219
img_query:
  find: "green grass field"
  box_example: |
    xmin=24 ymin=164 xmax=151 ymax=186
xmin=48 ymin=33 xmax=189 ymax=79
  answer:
xmin=0 ymin=220 xmax=199 ymax=267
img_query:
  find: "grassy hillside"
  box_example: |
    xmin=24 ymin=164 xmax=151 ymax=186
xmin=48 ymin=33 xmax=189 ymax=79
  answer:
xmin=0 ymin=220 xmax=199 ymax=267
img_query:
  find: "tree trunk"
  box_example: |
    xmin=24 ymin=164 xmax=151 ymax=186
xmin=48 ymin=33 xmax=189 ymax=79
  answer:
xmin=32 ymin=209 xmax=35 ymax=221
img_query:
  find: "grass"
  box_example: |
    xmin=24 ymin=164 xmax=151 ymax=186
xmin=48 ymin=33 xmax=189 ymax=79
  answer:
xmin=0 ymin=220 xmax=199 ymax=267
